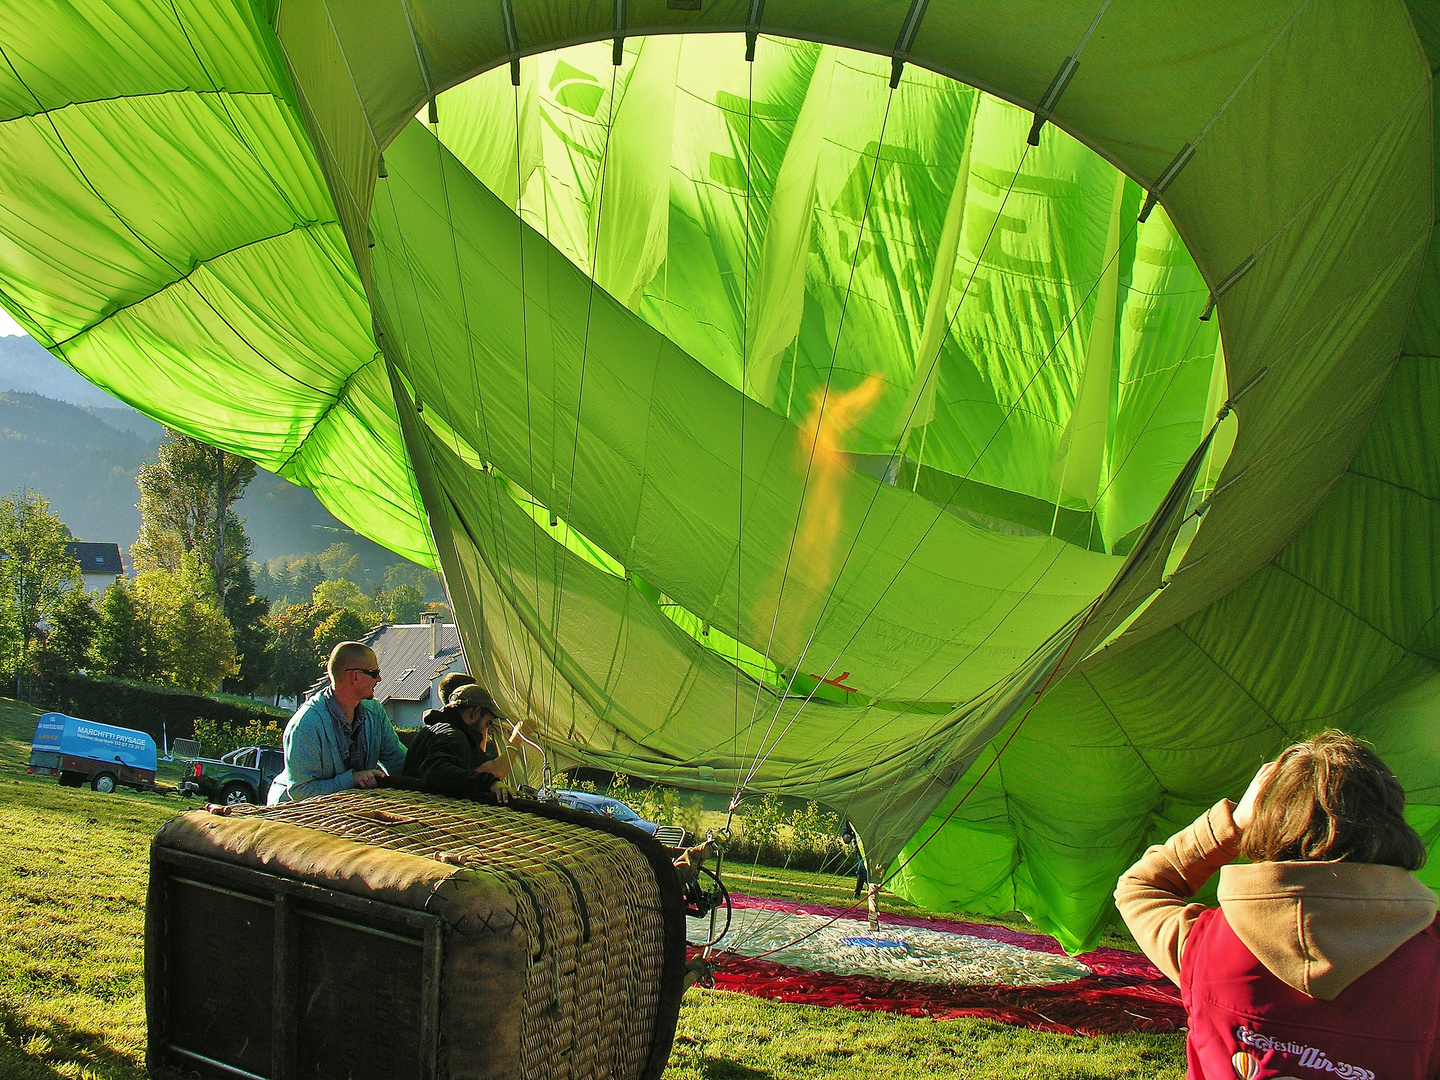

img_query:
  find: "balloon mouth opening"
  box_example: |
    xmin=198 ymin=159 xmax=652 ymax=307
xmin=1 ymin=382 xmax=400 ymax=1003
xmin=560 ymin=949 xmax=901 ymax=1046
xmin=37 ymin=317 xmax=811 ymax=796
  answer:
xmin=372 ymin=31 xmax=1236 ymax=707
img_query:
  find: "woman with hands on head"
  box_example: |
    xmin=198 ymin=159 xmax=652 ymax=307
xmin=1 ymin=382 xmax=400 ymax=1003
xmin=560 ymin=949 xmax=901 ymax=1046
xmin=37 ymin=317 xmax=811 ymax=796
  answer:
xmin=1115 ymin=731 xmax=1439 ymax=1080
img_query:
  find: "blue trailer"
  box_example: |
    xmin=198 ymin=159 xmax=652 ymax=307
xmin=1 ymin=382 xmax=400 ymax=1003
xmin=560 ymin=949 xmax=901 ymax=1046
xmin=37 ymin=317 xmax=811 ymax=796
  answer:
xmin=27 ymin=712 xmax=157 ymax=793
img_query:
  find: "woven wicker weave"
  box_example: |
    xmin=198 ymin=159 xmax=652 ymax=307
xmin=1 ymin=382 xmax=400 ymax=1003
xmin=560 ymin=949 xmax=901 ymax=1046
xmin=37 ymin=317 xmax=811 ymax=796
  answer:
xmin=145 ymin=790 xmax=684 ymax=1080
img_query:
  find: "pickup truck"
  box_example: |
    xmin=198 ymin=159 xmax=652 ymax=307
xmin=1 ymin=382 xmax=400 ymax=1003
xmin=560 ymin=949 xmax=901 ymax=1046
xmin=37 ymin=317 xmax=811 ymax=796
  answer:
xmin=178 ymin=745 xmax=284 ymax=806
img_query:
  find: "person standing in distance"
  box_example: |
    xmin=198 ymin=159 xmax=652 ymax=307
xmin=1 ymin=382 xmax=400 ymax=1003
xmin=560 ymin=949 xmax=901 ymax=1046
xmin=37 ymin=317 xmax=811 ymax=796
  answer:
xmin=267 ymin=641 xmax=407 ymax=804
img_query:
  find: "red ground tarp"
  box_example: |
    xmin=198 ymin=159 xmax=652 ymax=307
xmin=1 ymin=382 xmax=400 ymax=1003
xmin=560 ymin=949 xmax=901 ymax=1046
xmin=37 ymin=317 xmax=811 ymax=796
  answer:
xmin=690 ymin=895 xmax=1186 ymax=1036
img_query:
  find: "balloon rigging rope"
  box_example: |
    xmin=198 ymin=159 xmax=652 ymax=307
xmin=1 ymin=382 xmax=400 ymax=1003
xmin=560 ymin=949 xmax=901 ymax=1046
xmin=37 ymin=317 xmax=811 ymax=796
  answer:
xmin=732 ymin=53 xmax=756 ymax=811
xmin=746 ymin=203 xmax=1145 ymax=800
xmin=701 ymin=39 xmax=758 ymax=1034
xmin=544 ymin=61 xmax=621 ymax=754
xmin=740 ymin=10 xmax=1384 ymax=833
xmin=730 ymin=585 xmax=1101 ymax=964
xmin=730 ymin=312 xmax=1223 ymax=957
xmin=735 ymin=135 xmax=1039 ymax=793
xmin=426 ymin=96 xmax=533 ymax=717
xmin=722 ymin=190 xmax=1165 ymax=947
xmin=730 ymin=81 xmax=898 ymax=809
xmin=378 ymin=174 xmax=510 ymax=728
xmin=513 ymin=75 xmax=556 ymax=771
xmin=379 ymin=135 xmax=533 ymax=745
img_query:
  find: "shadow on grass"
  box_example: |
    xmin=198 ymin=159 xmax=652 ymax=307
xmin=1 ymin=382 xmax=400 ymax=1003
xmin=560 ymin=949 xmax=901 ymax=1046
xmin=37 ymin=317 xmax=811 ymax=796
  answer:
xmin=703 ymin=1059 xmax=773 ymax=1079
xmin=0 ymin=1002 xmax=145 ymax=1080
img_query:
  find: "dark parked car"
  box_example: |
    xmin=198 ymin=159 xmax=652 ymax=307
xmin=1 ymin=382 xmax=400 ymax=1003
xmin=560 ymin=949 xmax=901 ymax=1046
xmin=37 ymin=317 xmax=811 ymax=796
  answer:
xmin=553 ymin=789 xmax=663 ymax=835
xmin=178 ymin=745 xmax=284 ymax=806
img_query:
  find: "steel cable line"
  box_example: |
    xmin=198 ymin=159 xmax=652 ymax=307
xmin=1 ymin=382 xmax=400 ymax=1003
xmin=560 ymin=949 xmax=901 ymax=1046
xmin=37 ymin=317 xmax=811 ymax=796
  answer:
xmin=734 ymin=137 xmax=1040 ymax=793
xmin=728 ymin=77 xmax=899 ymax=813
xmin=731 ymin=39 xmax=757 ymax=822
xmin=542 ymin=61 xmax=621 ymax=767
xmin=512 ymin=74 xmax=561 ymax=774
xmin=425 ymin=97 xmax=540 ymax=728
xmin=692 ymin=40 xmax=761 ymax=979
xmin=720 ymin=195 xmax=1204 ymax=948
xmin=373 ymin=160 xmax=514 ymax=717
xmin=374 ymin=172 xmax=513 ymax=704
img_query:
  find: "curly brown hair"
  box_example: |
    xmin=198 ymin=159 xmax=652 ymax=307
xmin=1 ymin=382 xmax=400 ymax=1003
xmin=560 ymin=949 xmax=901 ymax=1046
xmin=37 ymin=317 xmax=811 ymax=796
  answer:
xmin=1239 ymin=730 xmax=1425 ymax=869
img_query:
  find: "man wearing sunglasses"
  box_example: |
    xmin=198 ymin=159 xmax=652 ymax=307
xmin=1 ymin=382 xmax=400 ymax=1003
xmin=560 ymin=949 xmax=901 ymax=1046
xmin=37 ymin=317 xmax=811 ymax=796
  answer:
xmin=267 ymin=640 xmax=407 ymax=804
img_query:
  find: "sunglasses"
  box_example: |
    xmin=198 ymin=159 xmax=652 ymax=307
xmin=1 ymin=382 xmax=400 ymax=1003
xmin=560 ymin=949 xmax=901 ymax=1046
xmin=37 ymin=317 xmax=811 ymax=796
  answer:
xmin=350 ymin=668 xmax=382 ymax=680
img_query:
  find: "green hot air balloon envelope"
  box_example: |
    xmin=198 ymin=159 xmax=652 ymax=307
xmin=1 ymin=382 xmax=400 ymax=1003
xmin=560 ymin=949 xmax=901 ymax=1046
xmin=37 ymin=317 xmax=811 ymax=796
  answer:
xmin=0 ymin=1 xmax=1434 ymax=955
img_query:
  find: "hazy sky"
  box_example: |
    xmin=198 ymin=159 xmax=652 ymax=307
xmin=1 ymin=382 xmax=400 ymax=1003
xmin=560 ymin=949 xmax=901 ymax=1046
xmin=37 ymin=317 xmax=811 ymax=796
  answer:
xmin=0 ymin=309 xmax=23 ymax=336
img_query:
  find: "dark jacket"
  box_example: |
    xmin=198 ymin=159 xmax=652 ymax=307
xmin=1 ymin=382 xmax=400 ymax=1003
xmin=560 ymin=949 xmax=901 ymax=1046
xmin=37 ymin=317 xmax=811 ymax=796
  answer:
xmin=420 ymin=704 xmax=499 ymax=764
xmin=401 ymin=714 xmax=499 ymax=797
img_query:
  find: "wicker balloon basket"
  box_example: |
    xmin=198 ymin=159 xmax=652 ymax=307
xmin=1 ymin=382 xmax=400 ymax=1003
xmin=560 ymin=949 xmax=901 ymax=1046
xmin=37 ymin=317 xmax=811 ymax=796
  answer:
xmin=144 ymin=789 xmax=687 ymax=1080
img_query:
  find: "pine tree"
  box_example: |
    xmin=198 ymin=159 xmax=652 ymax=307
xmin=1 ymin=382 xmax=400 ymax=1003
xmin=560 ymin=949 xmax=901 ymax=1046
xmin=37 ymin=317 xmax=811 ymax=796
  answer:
xmin=223 ymin=559 xmax=272 ymax=695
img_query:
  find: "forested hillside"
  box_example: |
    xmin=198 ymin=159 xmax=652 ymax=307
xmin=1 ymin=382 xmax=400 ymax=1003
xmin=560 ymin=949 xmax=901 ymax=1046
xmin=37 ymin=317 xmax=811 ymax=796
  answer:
xmin=0 ymin=391 xmax=151 ymax=545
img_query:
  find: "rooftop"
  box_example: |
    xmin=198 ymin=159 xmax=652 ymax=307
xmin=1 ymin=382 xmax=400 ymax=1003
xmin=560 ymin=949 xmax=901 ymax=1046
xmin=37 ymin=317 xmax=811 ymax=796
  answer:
xmin=365 ymin=621 xmax=465 ymax=704
xmin=65 ymin=541 xmax=123 ymax=576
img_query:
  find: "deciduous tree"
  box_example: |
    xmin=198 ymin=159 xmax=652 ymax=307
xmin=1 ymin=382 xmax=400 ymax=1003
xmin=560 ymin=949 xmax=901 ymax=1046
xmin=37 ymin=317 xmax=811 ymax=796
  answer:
xmin=267 ymin=602 xmax=326 ymax=704
xmin=313 ymin=607 xmax=369 ymax=662
xmin=93 ymin=577 xmax=159 ymax=681
xmin=313 ymin=578 xmax=376 ymax=622
xmin=132 ymin=568 xmax=237 ymax=692
xmin=133 ymin=430 xmax=256 ymax=599
xmin=41 ymin=586 xmax=99 ymax=679
xmin=0 ymin=489 xmax=82 ymax=692
xmin=374 ymin=582 xmax=425 ymax=624
xmin=318 ymin=542 xmax=359 ymax=581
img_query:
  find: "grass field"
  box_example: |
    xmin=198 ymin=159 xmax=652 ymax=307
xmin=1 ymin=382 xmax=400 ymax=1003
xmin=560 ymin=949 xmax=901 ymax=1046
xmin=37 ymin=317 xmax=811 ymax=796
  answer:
xmin=0 ymin=696 xmax=1185 ymax=1079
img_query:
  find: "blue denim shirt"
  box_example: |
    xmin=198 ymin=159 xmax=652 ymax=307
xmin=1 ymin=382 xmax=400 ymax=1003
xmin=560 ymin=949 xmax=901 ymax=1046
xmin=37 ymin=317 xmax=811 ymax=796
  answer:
xmin=267 ymin=689 xmax=407 ymax=804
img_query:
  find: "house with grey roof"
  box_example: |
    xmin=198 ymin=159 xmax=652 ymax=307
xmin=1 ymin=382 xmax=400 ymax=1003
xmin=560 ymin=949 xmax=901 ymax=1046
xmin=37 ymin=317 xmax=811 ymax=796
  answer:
xmin=365 ymin=614 xmax=467 ymax=729
xmin=65 ymin=541 xmax=124 ymax=594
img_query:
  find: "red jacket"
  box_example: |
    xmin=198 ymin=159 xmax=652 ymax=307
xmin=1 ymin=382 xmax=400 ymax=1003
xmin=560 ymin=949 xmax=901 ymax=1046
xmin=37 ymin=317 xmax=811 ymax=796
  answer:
xmin=1116 ymin=801 xmax=1440 ymax=1080
xmin=1182 ymin=906 xmax=1440 ymax=1080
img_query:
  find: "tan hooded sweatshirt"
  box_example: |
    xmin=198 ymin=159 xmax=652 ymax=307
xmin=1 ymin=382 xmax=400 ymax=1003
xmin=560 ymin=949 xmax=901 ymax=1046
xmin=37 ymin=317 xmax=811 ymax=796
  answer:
xmin=1115 ymin=800 xmax=1438 ymax=1000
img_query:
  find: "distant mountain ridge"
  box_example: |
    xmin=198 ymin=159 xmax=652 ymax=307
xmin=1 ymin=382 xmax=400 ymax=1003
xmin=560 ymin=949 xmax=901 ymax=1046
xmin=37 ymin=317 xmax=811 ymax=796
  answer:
xmin=82 ymin=404 xmax=165 ymax=441
xmin=0 ymin=333 xmax=128 ymax=408
xmin=0 ymin=390 xmax=152 ymax=545
xmin=0 ymin=339 xmax=414 ymax=571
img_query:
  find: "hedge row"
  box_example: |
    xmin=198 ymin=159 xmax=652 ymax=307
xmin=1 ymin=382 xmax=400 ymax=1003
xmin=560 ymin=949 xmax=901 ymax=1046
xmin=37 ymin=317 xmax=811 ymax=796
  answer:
xmin=48 ymin=672 xmax=289 ymax=750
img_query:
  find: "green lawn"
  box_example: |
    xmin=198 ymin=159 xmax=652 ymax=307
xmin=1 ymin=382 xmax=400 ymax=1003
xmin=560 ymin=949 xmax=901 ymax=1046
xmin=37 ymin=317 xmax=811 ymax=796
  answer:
xmin=0 ymin=696 xmax=1184 ymax=1078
